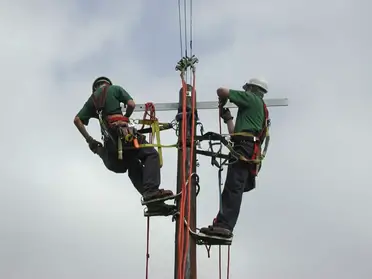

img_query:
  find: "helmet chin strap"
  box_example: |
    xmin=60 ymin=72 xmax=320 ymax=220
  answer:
xmin=243 ymin=77 xmax=268 ymax=93
xmin=93 ymin=81 xmax=110 ymax=92
xmin=98 ymin=82 xmax=108 ymax=88
xmin=92 ymin=76 xmax=112 ymax=92
xmin=242 ymin=83 xmax=266 ymax=97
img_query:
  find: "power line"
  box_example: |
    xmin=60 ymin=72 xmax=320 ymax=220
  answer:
xmin=177 ymin=0 xmax=193 ymax=84
xmin=178 ymin=0 xmax=183 ymax=58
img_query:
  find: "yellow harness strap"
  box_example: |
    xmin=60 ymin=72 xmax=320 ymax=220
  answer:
xmin=117 ymin=135 xmax=123 ymax=159
xmin=137 ymin=119 xmax=164 ymax=167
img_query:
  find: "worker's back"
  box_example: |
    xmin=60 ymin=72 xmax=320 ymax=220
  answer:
xmin=92 ymin=85 xmax=132 ymax=116
xmin=228 ymin=89 xmax=265 ymax=134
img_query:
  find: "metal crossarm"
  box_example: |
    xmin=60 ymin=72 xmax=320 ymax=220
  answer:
xmin=130 ymin=98 xmax=288 ymax=113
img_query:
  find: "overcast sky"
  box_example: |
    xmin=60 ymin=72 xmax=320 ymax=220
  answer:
xmin=1 ymin=0 xmax=371 ymax=278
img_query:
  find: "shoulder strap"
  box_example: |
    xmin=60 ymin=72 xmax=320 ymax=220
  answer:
xmin=258 ymin=101 xmax=269 ymax=142
xmin=92 ymin=85 xmax=110 ymax=112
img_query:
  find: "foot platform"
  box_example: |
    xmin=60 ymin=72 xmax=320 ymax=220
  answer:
xmin=141 ymin=192 xmax=181 ymax=206
xmin=144 ymin=204 xmax=178 ymax=217
xmin=189 ymin=230 xmax=232 ymax=246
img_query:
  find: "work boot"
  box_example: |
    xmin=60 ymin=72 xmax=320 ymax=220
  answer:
xmin=142 ymin=189 xmax=174 ymax=202
xmin=199 ymin=225 xmax=233 ymax=238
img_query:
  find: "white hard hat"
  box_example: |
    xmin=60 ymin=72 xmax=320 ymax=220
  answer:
xmin=247 ymin=78 xmax=268 ymax=93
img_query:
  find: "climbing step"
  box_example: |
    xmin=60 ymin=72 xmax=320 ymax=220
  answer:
xmin=141 ymin=192 xmax=181 ymax=206
xmin=190 ymin=230 xmax=232 ymax=246
xmin=144 ymin=205 xmax=178 ymax=217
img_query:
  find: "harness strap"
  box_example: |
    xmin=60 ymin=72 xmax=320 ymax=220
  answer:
xmin=249 ymin=101 xmax=270 ymax=175
xmin=91 ymin=86 xmax=137 ymax=159
xmin=92 ymin=84 xmax=110 ymax=112
xmin=259 ymin=103 xmax=270 ymax=158
xmin=232 ymin=101 xmax=270 ymax=174
xmin=230 ymin=132 xmax=257 ymax=141
xmin=106 ymin=115 xmax=129 ymax=126
xmin=259 ymin=103 xmax=269 ymax=142
xmin=117 ymin=135 xmax=123 ymax=159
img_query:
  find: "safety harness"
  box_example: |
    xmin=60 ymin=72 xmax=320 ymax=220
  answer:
xmin=228 ymin=99 xmax=270 ymax=175
xmin=250 ymin=101 xmax=270 ymax=176
xmin=91 ymin=84 xmax=139 ymax=160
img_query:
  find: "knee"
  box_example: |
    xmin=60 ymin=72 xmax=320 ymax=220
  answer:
xmin=102 ymin=154 xmax=128 ymax=173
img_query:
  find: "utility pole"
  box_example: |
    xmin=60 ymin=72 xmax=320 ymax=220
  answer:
xmin=134 ymin=90 xmax=288 ymax=279
xmin=173 ymin=84 xmax=198 ymax=279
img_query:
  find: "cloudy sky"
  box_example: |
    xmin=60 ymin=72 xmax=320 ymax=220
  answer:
xmin=1 ymin=0 xmax=371 ymax=278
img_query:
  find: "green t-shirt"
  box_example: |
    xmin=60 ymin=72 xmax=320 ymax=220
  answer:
xmin=76 ymin=85 xmax=133 ymax=125
xmin=228 ymin=89 xmax=265 ymax=134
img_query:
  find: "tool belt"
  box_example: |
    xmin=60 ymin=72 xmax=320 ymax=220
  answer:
xmin=231 ymin=131 xmax=262 ymax=176
xmin=105 ymin=114 xmax=145 ymax=159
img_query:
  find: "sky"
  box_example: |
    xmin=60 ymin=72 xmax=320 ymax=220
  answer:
xmin=0 ymin=0 xmax=371 ymax=278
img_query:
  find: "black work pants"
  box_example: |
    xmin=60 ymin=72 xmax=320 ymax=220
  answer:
xmin=97 ymin=138 xmax=161 ymax=195
xmin=215 ymin=141 xmax=256 ymax=232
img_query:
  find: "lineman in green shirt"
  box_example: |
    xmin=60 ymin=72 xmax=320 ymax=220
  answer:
xmin=73 ymin=76 xmax=174 ymax=210
xmin=200 ymin=78 xmax=269 ymax=239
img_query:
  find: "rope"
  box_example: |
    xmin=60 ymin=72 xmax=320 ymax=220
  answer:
xmin=145 ymin=216 xmax=150 ymax=279
xmin=218 ymin=107 xmax=223 ymax=279
xmin=219 ymin=246 xmax=222 ymax=279
xmin=218 ymin=104 xmax=231 ymax=279
xmin=227 ymin=248 xmax=231 ymax=278
xmin=140 ymin=103 xmax=157 ymax=131
xmin=177 ymin=79 xmax=188 ymax=279
xmin=144 ymin=104 xmax=157 ymax=279
xmin=227 ymin=246 xmax=231 ymax=279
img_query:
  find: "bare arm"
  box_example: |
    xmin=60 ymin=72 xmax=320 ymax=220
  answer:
xmin=220 ymin=107 xmax=235 ymax=134
xmin=217 ymin=87 xmax=230 ymax=99
xmin=114 ymin=86 xmax=136 ymax=118
xmin=124 ymin=99 xmax=136 ymax=118
xmin=226 ymin=119 xmax=235 ymax=134
xmin=74 ymin=116 xmax=92 ymax=141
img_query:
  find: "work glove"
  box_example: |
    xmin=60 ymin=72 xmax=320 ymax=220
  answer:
xmin=86 ymin=136 xmax=102 ymax=154
xmin=220 ymin=107 xmax=233 ymax=123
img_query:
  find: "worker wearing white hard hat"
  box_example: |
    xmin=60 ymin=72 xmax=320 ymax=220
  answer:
xmin=242 ymin=77 xmax=268 ymax=96
xmin=199 ymin=77 xmax=270 ymax=240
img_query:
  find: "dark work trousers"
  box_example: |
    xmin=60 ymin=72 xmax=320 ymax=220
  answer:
xmin=215 ymin=140 xmax=257 ymax=232
xmin=97 ymin=136 xmax=161 ymax=195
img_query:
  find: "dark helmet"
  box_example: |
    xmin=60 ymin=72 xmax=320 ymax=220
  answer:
xmin=92 ymin=76 xmax=112 ymax=92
